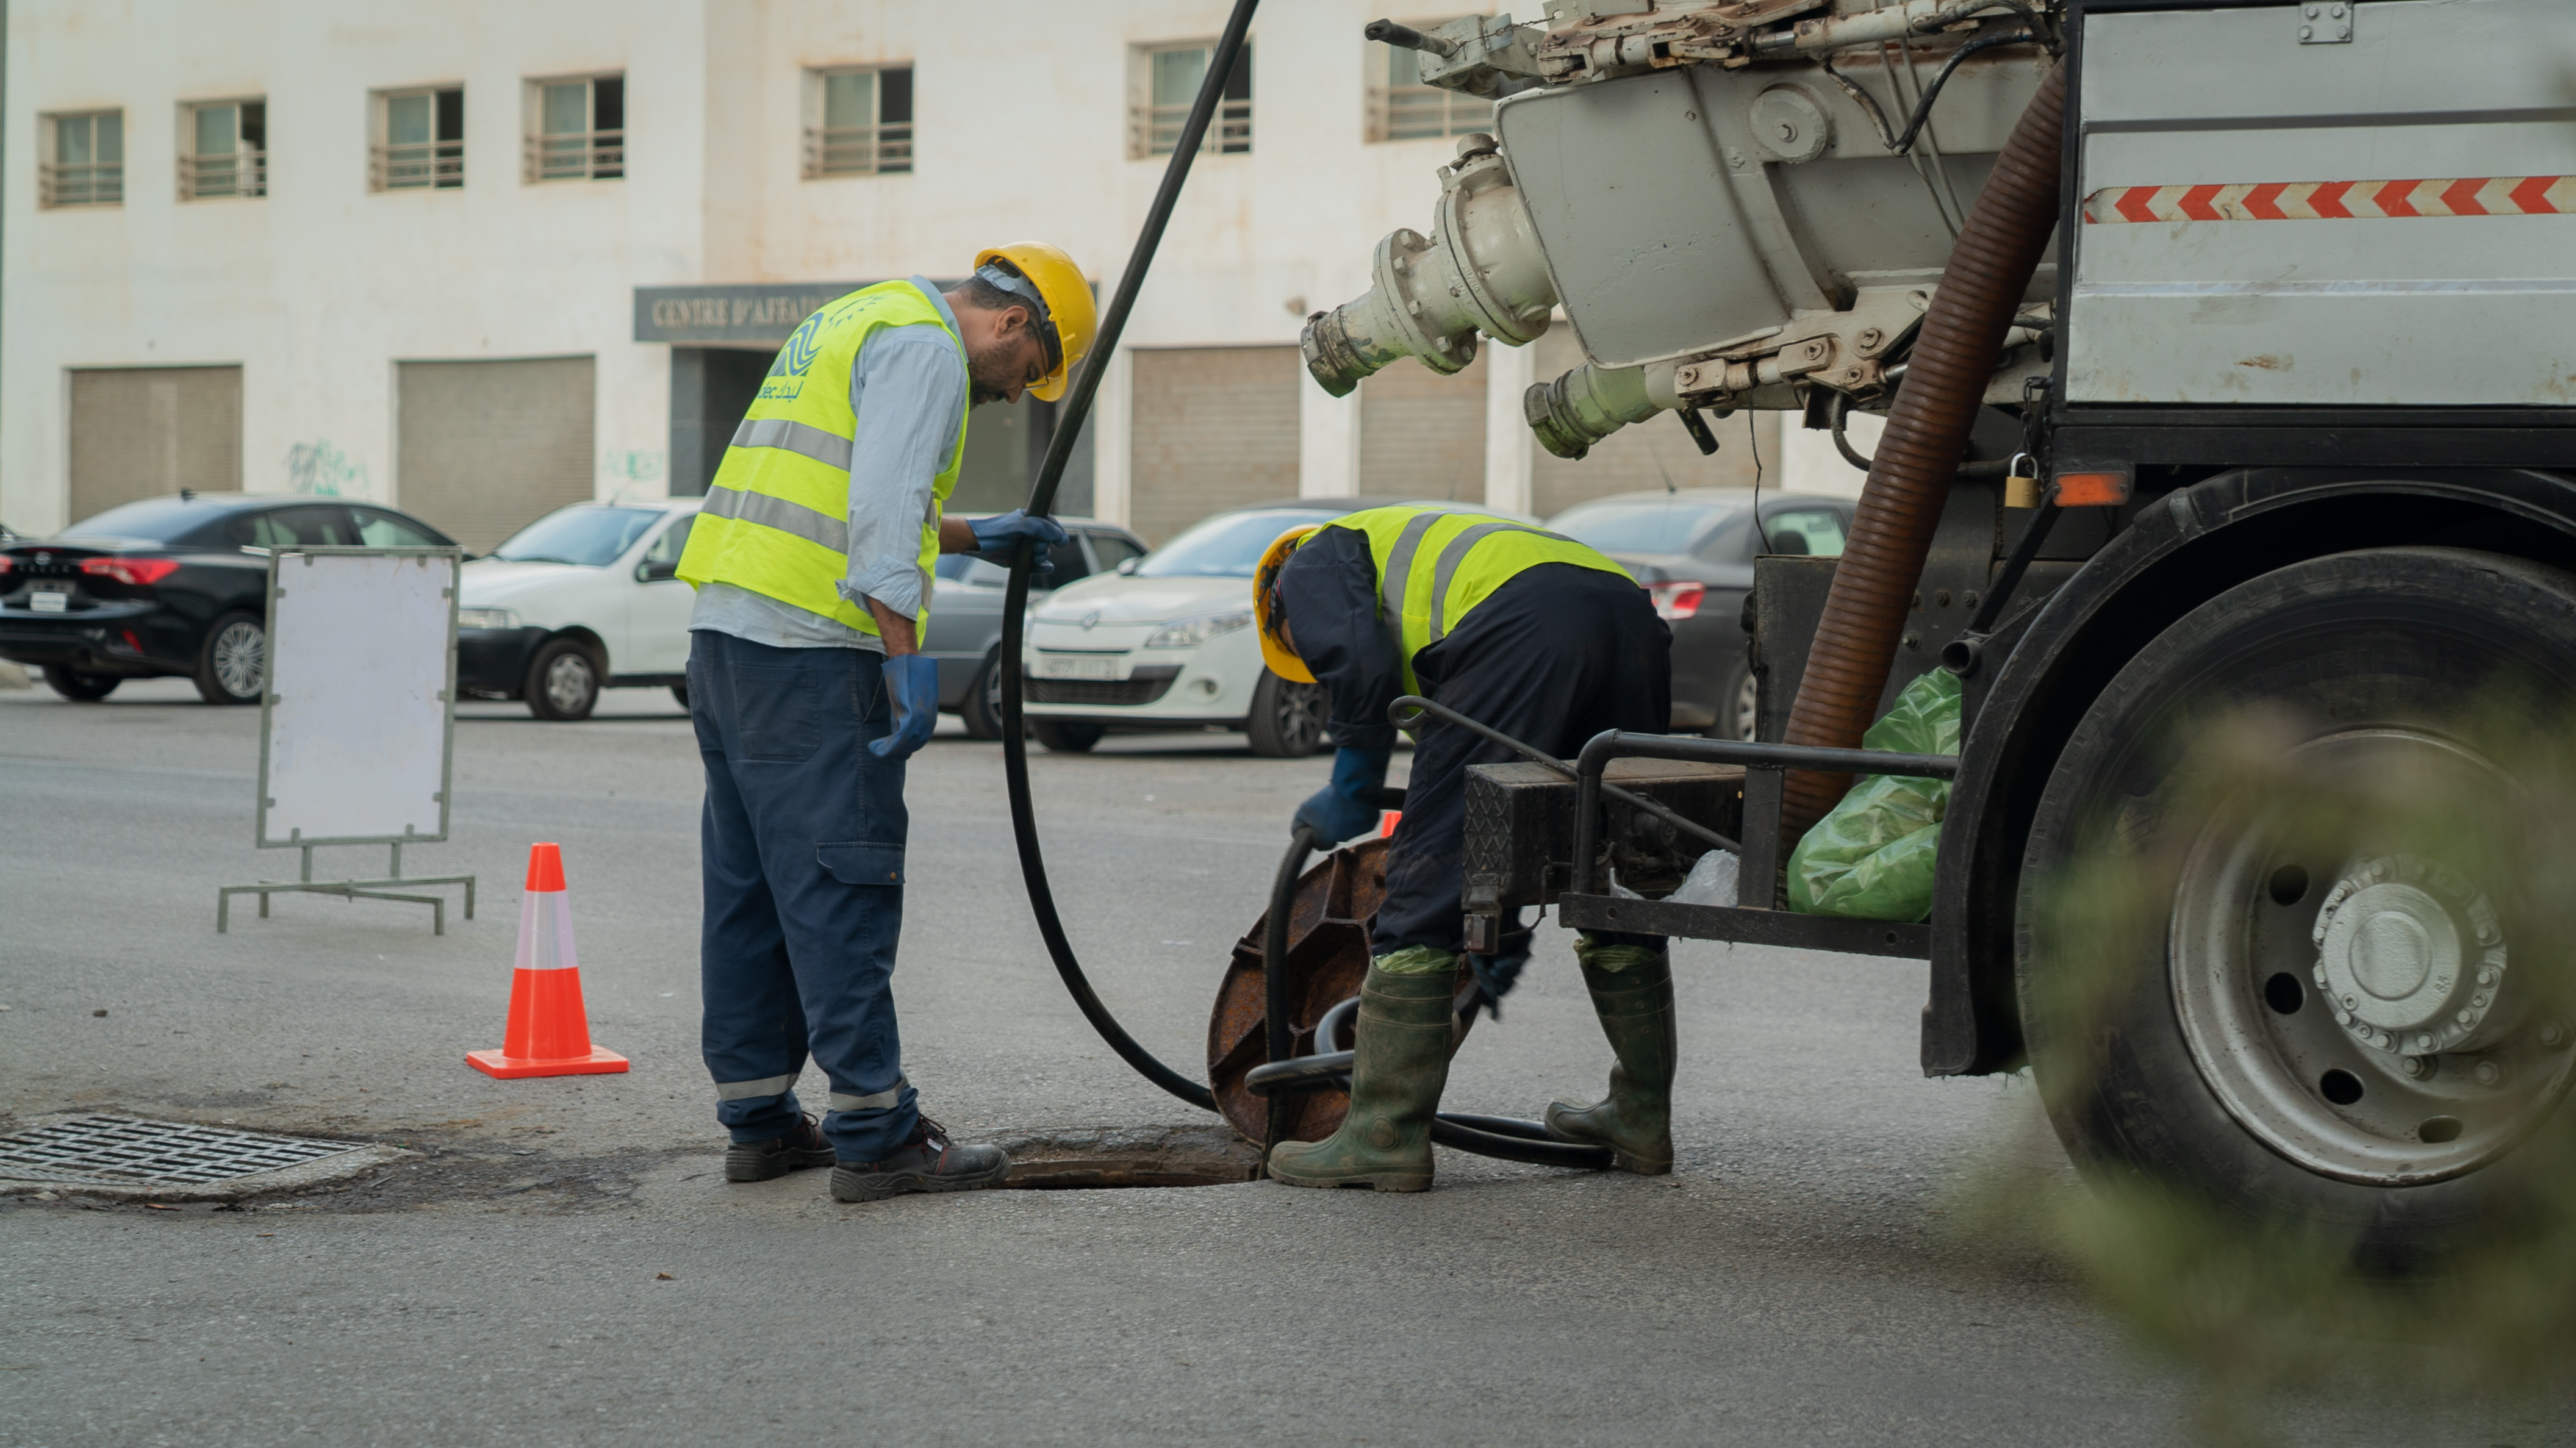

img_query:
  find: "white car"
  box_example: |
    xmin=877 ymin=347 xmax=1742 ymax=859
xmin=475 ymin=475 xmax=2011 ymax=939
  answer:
xmin=455 ymin=499 xmax=700 ymax=719
xmin=1021 ymin=497 xmax=1534 ymax=756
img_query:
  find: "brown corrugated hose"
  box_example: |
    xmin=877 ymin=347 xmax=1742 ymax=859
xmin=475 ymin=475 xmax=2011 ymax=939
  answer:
xmin=1778 ymin=62 xmax=2067 ymax=850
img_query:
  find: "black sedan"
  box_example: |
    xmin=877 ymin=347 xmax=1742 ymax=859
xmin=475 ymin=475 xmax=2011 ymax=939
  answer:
xmin=0 ymin=492 xmax=456 ymax=704
xmin=1545 ymin=489 xmax=1854 ymax=739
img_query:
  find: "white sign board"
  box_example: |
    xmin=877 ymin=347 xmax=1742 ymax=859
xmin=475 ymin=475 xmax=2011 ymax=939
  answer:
xmin=257 ymin=549 xmax=459 ymax=848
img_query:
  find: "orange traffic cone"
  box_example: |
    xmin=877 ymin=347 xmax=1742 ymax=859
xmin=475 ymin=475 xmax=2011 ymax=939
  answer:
xmin=467 ymin=844 xmax=629 ymax=1078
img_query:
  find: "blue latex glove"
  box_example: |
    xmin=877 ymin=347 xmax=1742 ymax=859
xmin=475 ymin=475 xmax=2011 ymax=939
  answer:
xmin=869 ymin=654 xmax=941 ymax=761
xmin=968 ymin=509 xmax=1071 ymax=578
xmin=1293 ymin=746 xmax=1392 ymax=844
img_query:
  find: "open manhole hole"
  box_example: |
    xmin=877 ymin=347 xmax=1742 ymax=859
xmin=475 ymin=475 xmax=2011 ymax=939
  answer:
xmin=990 ymin=1123 xmax=1260 ymax=1189
xmin=0 ymin=1114 xmax=403 ymax=1201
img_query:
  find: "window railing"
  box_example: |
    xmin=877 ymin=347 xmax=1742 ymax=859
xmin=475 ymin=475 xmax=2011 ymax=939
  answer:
xmin=40 ymin=160 xmax=123 ymax=207
xmin=525 ymin=129 xmax=623 ymax=182
xmin=1368 ymin=85 xmax=1493 ymax=143
xmin=803 ymin=123 xmax=914 ymax=178
xmin=372 ymin=140 xmax=464 ymax=190
xmin=180 ymin=150 xmax=268 ymax=200
xmin=1132 ymin=98 xmax=1250 ymax=158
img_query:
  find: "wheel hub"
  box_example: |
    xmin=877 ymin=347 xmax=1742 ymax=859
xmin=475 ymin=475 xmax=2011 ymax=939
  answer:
xmin=2311 ymin=855 xmax=2506 ymax=1056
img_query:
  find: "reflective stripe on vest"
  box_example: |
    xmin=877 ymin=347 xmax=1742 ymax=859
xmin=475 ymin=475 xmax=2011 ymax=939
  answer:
xmin=1332 ymin=505 xmax=1633 ymax=694
xmin=675 ymin=281 xmax=968 ymax=636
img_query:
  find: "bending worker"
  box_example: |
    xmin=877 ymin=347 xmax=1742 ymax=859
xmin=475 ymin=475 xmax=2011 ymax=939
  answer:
xmin=1254 ymin=506 xmax=1675 ymax=1192
xmin=675 ymin=246 xmax=1092 ymax=1205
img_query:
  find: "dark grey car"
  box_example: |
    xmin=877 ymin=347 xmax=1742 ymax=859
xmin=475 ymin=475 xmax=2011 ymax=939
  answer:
xmin=925 ymin=516 xmax=1149 ymax=737
xmin=1545 ymin=489 xmax=1854 ymax=739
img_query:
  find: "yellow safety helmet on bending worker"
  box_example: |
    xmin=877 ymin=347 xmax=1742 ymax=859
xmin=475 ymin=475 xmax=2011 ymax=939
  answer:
xmin=1254 ymin=525 xmax=1324 ymax=684
xmin=973 ymin=242 xmax=1097 ymax=402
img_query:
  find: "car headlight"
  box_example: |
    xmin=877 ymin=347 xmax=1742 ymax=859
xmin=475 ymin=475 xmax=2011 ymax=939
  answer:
xmin=457 ymin=607 xmax=522 ymax=629
xmin=1143 ymin=610 xmax=1251 ymax=650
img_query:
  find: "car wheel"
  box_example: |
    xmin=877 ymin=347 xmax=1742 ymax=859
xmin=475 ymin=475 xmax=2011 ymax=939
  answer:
xmin=960 ymin=650 xmax=1006 ymax=740
xmin=524 ymin=637 xmax=603 ymax=721
xmin=1032 ymin=719 xmax=1104 ymax=753
xmin=1246 ymin=668 xmax=1332 ymax=758
xmin=43 ymin=663 xmax=120 ymax=703
xmin=2019 ymin=548 xmax=2576 ymax=1266
xmin=192 ymin=612 xmax=265 ymax=706
xmin=1707 ymin=656 xmax=1758 ymax=742
xmin=670 ymin=683 xmax=691 ymax=711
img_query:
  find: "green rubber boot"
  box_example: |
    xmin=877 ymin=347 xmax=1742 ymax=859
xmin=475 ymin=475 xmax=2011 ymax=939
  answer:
xmin=1543 ymin=938 xmax=1676 ymax=1175
xmin=1266 ymin=958 xmax=1457 ymax=1192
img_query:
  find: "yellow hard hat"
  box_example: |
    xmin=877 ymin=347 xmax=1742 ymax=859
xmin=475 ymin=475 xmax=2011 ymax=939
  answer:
xmin=974 ymin=242 xmax=1096 ymax=402
xmin=1253 ymin=525 xmax=1323 ymax=684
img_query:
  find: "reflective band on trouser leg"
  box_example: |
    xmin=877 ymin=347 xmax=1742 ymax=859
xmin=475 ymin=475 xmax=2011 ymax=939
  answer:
xmin=729 ymin=417 xmax=855 ymax=470
xmin=828 ymin=1077 xmax=907 ymax=1114
xmin=714 ymin=1073 xmax=801 ymax=1102
xmin=695 ymin=486 xmax=849 ymax=554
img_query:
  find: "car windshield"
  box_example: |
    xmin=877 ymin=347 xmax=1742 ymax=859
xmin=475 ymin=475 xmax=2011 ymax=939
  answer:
xmin=488 ymin=506 xmax=663 ymax=567
xmin=1136 ymin=509 xmax=1347 ymax=578
xmin=57 ymin=496 xmax=229 ymax=543
xmin=1546 ymin=496 xmax=1746 ymax=556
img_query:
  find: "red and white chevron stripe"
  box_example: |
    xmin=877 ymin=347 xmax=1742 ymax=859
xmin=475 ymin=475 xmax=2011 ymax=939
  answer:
xmin=2083 ymin=177 xmax=2576 ymax=223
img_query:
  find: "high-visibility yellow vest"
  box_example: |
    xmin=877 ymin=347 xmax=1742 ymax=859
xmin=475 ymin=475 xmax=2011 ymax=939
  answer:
xmin=1329 ymin=505 xmax=1633 ymax=694
xmin=677 ymin=281 xmax=968 ymax=636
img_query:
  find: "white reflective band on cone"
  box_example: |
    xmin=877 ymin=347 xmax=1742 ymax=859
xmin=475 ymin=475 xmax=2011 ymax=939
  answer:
xmin=714 ymin=1073 xmax=800 ymax=1101
xmin=828 ymin=1078 xmax=906 ymax=1113
xmin=515 ymin=891 xmax=579 ymax=972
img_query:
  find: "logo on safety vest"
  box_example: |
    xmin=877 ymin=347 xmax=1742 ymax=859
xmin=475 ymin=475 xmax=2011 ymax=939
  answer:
xmin=782 ymin=309 xmax=828 ymax=376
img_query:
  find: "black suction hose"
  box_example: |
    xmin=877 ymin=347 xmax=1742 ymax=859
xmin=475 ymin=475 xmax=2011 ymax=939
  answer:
xmin=993 ymin=0 xmax=1261 ymax=1114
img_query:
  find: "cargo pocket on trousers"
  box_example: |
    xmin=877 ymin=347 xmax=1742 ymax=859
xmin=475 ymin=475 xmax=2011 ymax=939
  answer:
xmin=817 ymin=842 xmax=905 ymax=887
xmin=733 ymin=664 xmax=818 ymax=762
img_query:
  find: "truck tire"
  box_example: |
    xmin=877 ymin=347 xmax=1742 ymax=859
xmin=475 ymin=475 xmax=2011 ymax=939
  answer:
xmin=193 ymin=612 xmax=265 ymax=705
xmin=43 ymin=663 xmax=120 ymax=702
xmin=960 ymin=650 xmax=1006 ymax=740
xmin=1244 ymin=668 xmax=1330 ymax=758
xmin=1031 ymin=719 xmax=1103 ymax=753
xmin=2018 ymin=547 xmax=2576 ymax=1264
xmin=524 ymin=637 xmax=603 ymax=721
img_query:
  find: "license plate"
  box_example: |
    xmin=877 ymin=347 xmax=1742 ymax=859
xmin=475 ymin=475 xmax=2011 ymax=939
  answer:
xmin=1036 ymin=653 xmax=1122 ymax=681
xmin=29 ymin=587 xmax=67 ymax=614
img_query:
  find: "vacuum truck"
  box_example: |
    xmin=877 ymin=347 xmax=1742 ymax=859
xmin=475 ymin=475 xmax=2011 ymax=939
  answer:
xmin=1298 ymin=0 xmax=2576 ymax=1255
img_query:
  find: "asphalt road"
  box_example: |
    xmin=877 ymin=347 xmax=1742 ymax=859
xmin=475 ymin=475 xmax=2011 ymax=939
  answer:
xmin=2 ymin=676 xmax=2561 ymax=1447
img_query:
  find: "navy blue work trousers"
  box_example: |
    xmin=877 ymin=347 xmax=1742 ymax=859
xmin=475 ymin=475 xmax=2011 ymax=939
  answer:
xmin=689 ymin=629 xmax=918 ymax=1162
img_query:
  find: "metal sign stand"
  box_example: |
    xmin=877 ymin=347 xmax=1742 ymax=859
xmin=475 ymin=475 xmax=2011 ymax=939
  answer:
xmin=215 ymin=547 xmax=476 ymax=934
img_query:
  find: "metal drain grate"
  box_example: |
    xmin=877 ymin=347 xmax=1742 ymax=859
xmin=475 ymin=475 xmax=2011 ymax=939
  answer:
xmin=0 ymin=1115 xmax=366 ymax=1186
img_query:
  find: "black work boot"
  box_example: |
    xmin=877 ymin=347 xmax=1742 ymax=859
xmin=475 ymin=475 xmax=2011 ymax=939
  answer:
xmin=1266 ymin=959 xmax=1457 ymax=1192
xmin=1544 ymin=939 xmax=1676 ymax=1175
xmin=829 ymin=1116 xmax=1011 ymax=1203
xmin=724 ymin=1113 xmax=837 ymax=1182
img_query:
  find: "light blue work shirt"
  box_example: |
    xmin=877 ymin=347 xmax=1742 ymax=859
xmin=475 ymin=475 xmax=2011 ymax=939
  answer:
xmin=691 ymin=276 xmax=970 ymax=651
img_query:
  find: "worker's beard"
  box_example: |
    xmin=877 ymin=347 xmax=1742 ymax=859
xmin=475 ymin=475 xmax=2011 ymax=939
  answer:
xmin=966 ymin=343 xmax=1029 ymax=407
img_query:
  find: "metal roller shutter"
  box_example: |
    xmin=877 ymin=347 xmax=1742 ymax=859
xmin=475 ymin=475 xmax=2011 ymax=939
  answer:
xmin=396 ymin=356 xmax=595 ymax=553
xmin=1358 ymin=349 xmax=1484 ymax=503
xmin=1525 ymin=328 xmax=1776 ymax=520
xmin=66 ymin=365 xmax=243 ymax=526
xmin=1128 ymin=345 xmax=1299 ymax=547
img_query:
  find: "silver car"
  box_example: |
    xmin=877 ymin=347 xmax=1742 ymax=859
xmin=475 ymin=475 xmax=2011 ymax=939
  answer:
xmin=925 ymin=515 xmax=1148 ymax=738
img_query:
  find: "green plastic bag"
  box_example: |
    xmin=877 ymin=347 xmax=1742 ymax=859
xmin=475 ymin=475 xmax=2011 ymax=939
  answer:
xmin=1785 ymin=668 xmax=1962 ymax=921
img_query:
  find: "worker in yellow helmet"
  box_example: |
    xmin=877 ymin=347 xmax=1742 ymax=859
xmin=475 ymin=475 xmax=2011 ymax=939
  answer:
xmin=675 ymin=243 xmax=1094 ymax=1204
xmin=1252 ymin=506 xmax=1675 ymax=1191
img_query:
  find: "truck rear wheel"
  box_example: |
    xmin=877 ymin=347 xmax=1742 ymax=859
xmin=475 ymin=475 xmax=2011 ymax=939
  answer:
xmin=2018 ymin=548 xmax=2576 ymax=1262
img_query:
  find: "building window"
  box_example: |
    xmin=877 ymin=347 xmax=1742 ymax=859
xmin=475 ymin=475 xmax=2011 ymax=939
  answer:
xmin=1131 ymin=42 xmax=1250 ymax=159
xmin=41 ymin=110 xmax=124 ymax=208
xmin=372 ymin=87 xmax=463 ymax=191
xmin=804 ymin=66 xmax=913 ymax=178
xmin=526 ymin=73 xmax=623 ymax=182
xmin=1368 ymin=21 xmax=1494 ymax=142
xmin=180 ymin=99 xmax=267 ymax=200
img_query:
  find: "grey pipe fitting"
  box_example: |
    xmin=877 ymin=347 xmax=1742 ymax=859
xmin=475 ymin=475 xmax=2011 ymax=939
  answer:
xmin=1301 ymin=134 xmax=1557 ymax=398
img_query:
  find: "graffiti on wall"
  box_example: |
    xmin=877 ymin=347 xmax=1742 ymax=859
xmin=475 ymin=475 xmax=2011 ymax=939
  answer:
xmin=285 ymin=439 xmax=369 ymax=497
xmin=601 ymin=449 xmax=667 ymax=486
